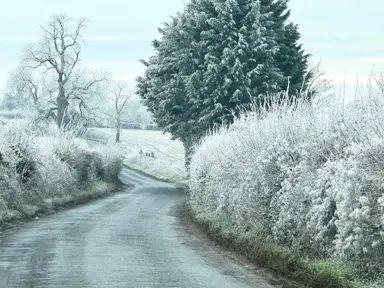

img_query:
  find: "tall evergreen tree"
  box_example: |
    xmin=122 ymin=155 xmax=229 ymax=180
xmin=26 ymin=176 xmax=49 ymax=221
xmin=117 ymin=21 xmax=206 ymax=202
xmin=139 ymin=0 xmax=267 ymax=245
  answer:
xmin=137 ymin=0 xmax=311 ymax=167
xmin=259 ymin=0 xmax=310 ymax=97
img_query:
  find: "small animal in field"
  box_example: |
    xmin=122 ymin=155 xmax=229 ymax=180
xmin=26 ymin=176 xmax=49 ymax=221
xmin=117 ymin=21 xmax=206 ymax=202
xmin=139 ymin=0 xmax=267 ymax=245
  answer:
xmin=144 ymin=151 xmax=155 ymax=158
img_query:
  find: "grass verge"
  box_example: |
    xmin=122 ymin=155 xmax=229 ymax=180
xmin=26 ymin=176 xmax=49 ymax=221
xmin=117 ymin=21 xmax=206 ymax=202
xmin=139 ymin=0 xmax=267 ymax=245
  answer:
xmin=182 ymin=201 xmax=383 ymax=288
xmin=0 ymin=180 xmax=129 ymax=231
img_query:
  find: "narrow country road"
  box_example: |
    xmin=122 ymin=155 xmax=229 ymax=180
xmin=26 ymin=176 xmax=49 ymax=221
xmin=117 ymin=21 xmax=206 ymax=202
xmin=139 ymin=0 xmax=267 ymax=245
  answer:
xmin=0 ymin=166 xmax=277 ymax=287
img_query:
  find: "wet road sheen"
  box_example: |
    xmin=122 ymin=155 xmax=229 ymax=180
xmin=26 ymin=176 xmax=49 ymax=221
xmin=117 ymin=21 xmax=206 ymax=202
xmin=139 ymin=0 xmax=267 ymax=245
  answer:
xmin=0 ymin=167 xmax=276 ymax=287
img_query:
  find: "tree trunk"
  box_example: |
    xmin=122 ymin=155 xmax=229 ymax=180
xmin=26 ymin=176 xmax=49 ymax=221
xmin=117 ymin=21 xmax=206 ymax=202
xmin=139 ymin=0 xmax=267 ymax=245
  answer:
xmin=56 ymin=83 xmax=68 ymax=129
xmin=182 ymin=135 xmax=199 ymax=174
xmin=116 ymin=117 xmax=121 ymax=143
xmin=56 ymin=101 xmax=69 ymax=129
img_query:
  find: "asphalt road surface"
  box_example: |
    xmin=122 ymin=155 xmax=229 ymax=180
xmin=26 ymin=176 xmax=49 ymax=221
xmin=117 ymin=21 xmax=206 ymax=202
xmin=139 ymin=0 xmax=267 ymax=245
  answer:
xmin=0 ymin=166 xmax=278 ymax=287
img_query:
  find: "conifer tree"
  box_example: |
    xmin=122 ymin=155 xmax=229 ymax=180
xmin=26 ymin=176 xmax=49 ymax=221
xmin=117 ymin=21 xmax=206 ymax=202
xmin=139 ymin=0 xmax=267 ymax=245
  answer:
xmin=137 ymin=0 xmax=311 ymax=167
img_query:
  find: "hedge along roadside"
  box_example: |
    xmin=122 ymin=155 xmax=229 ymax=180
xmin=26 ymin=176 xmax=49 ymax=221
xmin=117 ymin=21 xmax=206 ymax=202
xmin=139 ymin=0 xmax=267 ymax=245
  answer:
xmin=0 ymin=121 xmax=130 ymax=232
xmin=188 ymin=93 xmax=384 ymax=288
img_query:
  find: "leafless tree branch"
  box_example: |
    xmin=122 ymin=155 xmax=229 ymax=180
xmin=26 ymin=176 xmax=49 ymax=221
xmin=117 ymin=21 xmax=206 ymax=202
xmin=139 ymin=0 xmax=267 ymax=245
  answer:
xmin=16 ymin=13 xmax=106 ymax=128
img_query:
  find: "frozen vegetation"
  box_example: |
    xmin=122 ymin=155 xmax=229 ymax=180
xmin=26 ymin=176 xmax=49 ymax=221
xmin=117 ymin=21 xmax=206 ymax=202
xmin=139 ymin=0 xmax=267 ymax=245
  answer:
xmin=189 ymin=84 xmax=384 ymax=282
xmin=85 ymin=128 xmax=186 ymax=183
xmin=0 ymin=120 xmax=123 ymax=227
xmin=0 ymin=4 xmax=382 ymax=286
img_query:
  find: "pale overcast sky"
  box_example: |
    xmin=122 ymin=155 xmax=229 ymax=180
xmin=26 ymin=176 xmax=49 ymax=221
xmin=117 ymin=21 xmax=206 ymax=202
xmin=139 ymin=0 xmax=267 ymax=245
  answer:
xmin=0 ymin=0 xmax=383 ymax=97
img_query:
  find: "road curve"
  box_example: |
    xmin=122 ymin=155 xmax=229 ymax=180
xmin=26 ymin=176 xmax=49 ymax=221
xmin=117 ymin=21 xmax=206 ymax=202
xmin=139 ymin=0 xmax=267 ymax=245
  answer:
xmin=0 ymin=167 xmax=277 ymax=288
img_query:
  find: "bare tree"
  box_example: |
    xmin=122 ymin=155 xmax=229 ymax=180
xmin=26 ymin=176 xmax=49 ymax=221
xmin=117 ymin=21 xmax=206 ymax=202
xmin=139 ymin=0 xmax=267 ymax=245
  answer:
xmin=19 ymin=13 xmax=107 ymax=128
xmin=105 ymin=80 xmax=133 ymax=142
xmin=301 ymin=60 xmax=333 ymax=100
xmin=5 ymin=68 xmax=49 ymax=110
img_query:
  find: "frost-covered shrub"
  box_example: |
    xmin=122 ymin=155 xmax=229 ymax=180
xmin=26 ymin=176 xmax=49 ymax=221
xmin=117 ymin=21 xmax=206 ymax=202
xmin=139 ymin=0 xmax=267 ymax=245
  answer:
xmin=47 ymin=130 xmax=104 ymax=185
xmin=0 ymin=119 xmax=123 ymax=217
xmin=0 ymin=121 xmax=39 ymax=205
xmin=93 ymin=143 xmax=123 ymax=182
xmin=71 ymin=149 xmax=99 ymax=184
xmin=331 ymin=139 xmax=384 ymax=272
xmin=190 ymin=87 xmax=384 ymax=272
xmin=36 ymin=149 xmax=77 ymax=198
xmin=0 ymin=170 xmax=23 ymax=210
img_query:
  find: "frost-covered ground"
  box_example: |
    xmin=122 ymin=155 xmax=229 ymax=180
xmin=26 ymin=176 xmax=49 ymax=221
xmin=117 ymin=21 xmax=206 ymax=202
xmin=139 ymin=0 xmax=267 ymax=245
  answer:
xmin=0 ymin=109 xmax=34 ymax=118
xmin=0 ymin=110 xmax=20 ymax=125
xmin=0 ymin=109 xmax=187 ymax=182
xmin=85 ymin=128 xmax=186 ymax=183
xmin=0 ymin=110 xmax=36 ymax=127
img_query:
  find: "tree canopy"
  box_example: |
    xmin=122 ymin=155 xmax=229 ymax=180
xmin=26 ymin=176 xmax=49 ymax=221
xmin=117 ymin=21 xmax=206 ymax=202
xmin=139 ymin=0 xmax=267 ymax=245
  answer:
xmin=136 ymin=0 xmax=311 ymax=165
